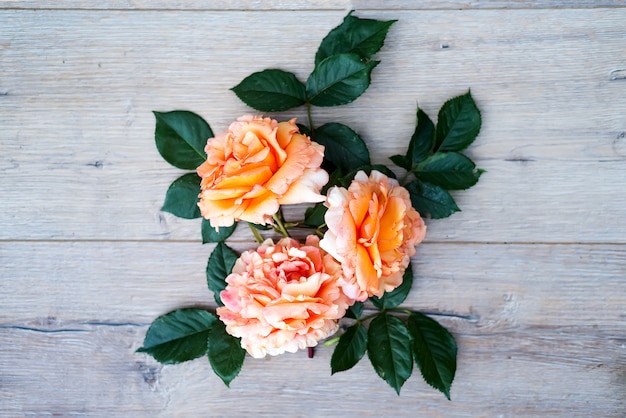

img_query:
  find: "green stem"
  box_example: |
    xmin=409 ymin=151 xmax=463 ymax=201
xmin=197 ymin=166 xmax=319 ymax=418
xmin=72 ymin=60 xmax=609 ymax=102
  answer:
xmin=247 ymin=223 xmax=264 ymax=244
xmin=324 ymin=335 xmax=341 ymax=347
xmin=272 ymin=213 xmax=290 ymax=238
xmin=357 ymin=310 xmax=385 ymax=324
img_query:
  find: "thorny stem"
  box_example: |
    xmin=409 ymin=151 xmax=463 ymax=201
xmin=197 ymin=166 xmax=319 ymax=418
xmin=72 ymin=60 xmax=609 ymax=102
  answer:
xmin=247 ymin=223 xmax=264 ymax=244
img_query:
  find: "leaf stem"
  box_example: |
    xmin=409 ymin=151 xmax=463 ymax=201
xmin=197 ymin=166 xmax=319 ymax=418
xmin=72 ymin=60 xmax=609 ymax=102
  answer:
xmin=324 ymin=335 xmax=341 ymax=347
xmin=357 ymin=310 xmax=384 ymax=324
xmin=272 ymin=212 xmax=290 ymax=238
xmin=248 ymin=223 xmax=264 ymax=244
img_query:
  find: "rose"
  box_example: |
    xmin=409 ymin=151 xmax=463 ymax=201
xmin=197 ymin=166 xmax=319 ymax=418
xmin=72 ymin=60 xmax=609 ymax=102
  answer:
xmin=320 ymin=170 xmax=426 ymax=301
xmin=216 ymin=236 xmax=352 ymax=358
xmin=196 ymin=115 xmax=328 ymax=228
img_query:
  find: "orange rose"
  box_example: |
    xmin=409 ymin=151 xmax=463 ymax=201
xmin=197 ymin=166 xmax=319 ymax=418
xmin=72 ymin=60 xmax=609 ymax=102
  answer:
xmin=320 ymin=170 xmax=426 ymax=301
xmin=197 ymin=115 xmax=328 ymax=227
xmin=216 ymin=236 xmax=352 ymax=358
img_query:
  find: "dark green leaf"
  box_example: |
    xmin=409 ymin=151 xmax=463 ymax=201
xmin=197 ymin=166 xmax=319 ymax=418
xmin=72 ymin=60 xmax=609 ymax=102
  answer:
xmin=370 ymin=263 xmax=414 ymax=309
xmin=137 ymin=309 xmax=217 ymax=364
xmin=435 ymin=91 xmax=481 ymax=152
xmin=315 ymin=123 xmax=370 ymax=172
xmin=405 ymin=180 xmax=460 ymax=219
xmin=367 ymin=313 xmax=413 ymax=394
xmin=321 ymin=167 xmax=345 ymax=192
xmin=306 ymin=53 xmax=379 ymax=107
xmin=407 ymin=107 xmax=436 ymax=165
xmin=207 ymin=319 xmax=246 ymax=387
xmin=415 ymin=152 xmax=483 ymax=190
xmin=154 ymin=110 xmax=211 ymax=170
xmin=408 ymin=312 xmax=457 ymax=400
xmin=389 ymin=154 xmax=410 ymax=171
xmin=303 ymin=202 xmax=327 ymax=228
xmin=161 ymin=173 xmax=201 ymax=219
xmin=206 ymin=242 xmax=239 ymax=306
xmin=201 ymin=219 xmax=237 ymax=243
xmin=345 ymin=301 xmax=364 ymax=319
xmin=231 ymin=69 xmax=306 ymax=112
xmin=315 ymin=12 xmax=397 ymax=65
xmin=331 ymin=323 xmax=368 ymax=374
xmin=296 ymin=123 xmax=312 ymax=137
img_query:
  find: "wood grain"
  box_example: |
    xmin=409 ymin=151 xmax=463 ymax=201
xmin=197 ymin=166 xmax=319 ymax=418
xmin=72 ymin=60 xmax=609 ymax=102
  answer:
xmin=2 ymin=9 xmax=626 ymax=242
xmin=1 ymin=0 xmax=625 ymax=10
xmin=1 ymin=325 xmax=623 ymax=417
xmin=1 ymin=242 xmax=624 ymax=414
xmin=1 ymin=4 xmax=625 ymax=417
xmin=2 ymin=241 xmax=624 ymax=327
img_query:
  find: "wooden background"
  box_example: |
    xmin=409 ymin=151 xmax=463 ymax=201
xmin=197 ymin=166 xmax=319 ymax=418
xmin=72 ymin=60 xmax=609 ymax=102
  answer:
xmin=1 ymin=1 xmax=625 ymax=416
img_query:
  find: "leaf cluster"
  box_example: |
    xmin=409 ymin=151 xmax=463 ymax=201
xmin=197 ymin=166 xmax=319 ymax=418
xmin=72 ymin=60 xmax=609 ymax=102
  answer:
xmin=143 ymin=11 xmax=476 ymax=398
xmin=136 ymin=223 xmax=246 ymax=387
xmin=330 ymin=266 xmax=457 ymax=398
xmin=391 ymin=92 xmax=484 ymax=219
xmin=231 ymin=11 xmax=395 ymax=112
xmin=137 ymin=308 xmax=245 ymax=386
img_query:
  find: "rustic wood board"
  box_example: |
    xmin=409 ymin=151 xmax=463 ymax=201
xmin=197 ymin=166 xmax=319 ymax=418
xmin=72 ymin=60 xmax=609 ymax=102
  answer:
xmin=2 ymin=9 xmax=626 ymax=242
xmin=1 ymin=242 xmax=625 ymax=415
xmin=1 ymin=4 xmax=625 ymax=417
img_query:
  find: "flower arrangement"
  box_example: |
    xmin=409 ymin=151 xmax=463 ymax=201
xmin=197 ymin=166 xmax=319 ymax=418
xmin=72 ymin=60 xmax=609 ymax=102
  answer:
xmin=138 ymin=11 xmax=483 ymax=398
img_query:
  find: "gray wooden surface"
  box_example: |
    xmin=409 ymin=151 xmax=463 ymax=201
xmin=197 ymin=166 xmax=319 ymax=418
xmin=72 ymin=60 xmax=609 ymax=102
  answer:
xmin=1 ymin=2 xmax=625 ymax=417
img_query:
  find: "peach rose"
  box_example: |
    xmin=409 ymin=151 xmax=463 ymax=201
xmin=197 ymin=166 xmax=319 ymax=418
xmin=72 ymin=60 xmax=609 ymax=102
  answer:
xmin=197 ymin=115 xmax=328 ymax=227
xmin=216 ymin=236 xmax=352 ymax=358
xmin=320 ymin=170 xmax=426 ymax=301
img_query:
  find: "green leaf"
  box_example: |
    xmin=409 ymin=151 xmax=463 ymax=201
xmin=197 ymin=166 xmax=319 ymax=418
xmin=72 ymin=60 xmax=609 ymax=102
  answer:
xmin=303 ymin=202 xmax=327 ymax=228
xmin=389 ymin=154 xmax=410 ymax=171
xmin=201 ymin=219 xmax=237 ymax=243
xmin=331 ymin=323 xmax=368 ymax=374
xmin=137 ymin=309 xmax=217 ymax=364
xmin=367 ymin=313 xmax=413 ymax=394
xmin=435 ymin=91 xmax=481 ymax=152
xmin=315 ymin=12 xmax=397 ymax=65
xmin=231 ymin=69 xmax=306 ymax=112
xmin=154 ymin=110 xmax=211 ymax=170
xmin=370 ymin=263 xmax=414 ymax=309
xmin=206 ymin=242 xmax=238 ymax=306
xmin=306 ymin=53 xmax=379 ymax=107
xmin=405 ymin=180 xmax=460 ymax=219
xmin=346 ymin=302 xmax=365 ymax=319
xmin=407 ymin=107 xmax=436 ymax=165
xmin=345 ymin=301 xmax=364 ymax=320
xmin=408 ymin=312 xmax=457 ymax=400
xmin=415 ymin=152 xmax=483 ymax=190
xmin=161 ymin=173 xmax=201 ymax=219
xmin=207 ymin=319 xmax=246 ymax=387
xmin=315 ymin=123 xmax=370 ymax=172
xmin=296 ymin=123 xmax=312 ymax=137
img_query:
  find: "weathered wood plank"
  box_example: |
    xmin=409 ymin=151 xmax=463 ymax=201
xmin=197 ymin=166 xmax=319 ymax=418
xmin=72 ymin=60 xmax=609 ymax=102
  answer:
xmin=2 ymin=242 xmax=624 ymax=328
xmin=0 ymin=324 xmax=623 ymax=416
xmin=1 ymin=0 xmax=625 ymax=10
xmin=1 ymin=9 xmax=626 ymax=242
